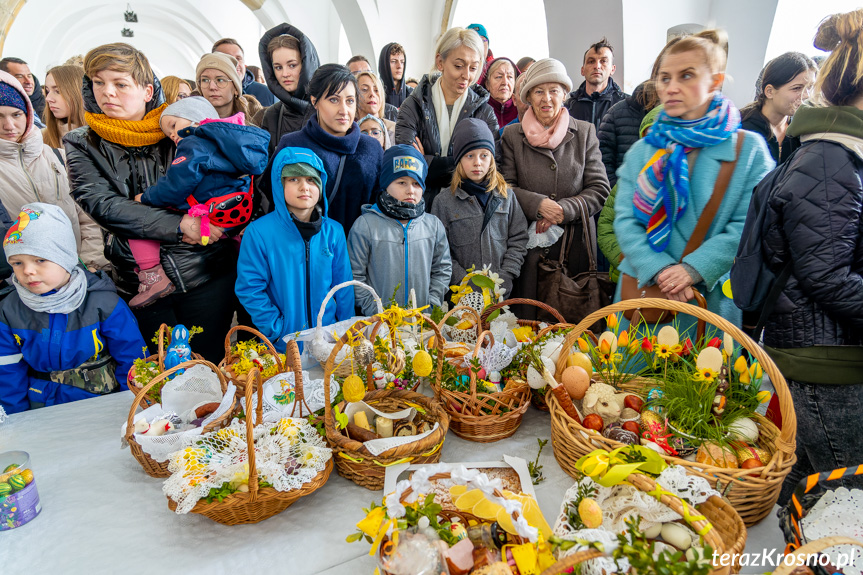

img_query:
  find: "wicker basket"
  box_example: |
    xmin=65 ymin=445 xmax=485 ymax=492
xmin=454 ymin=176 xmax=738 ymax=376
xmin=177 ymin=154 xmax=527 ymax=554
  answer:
xmin=773 ymin=537 xmax=863 ymax=575
xmin=323 ymin=311 xmax=450 ymax=490
xmin=128 ymin=323 xmax=204 ymax=408
xmin=541 ymin=471 xmax=747 ymax=575
xmin=166 ymin=368 xmax=333 ymax=524
xmin=432 ymin=330 xmax=531 ymax=443
xmin=125 ymin=359 xmax=236 ymax=478
xmin=218 ymin=325 xmax=285 ymax=398
xmin=480 ymin=297 xmax=566 ymax=331
xmin=548 ymin=298 xmax=797 ymax=526
xmin=433 ymin=306 xmax=482 ymax=375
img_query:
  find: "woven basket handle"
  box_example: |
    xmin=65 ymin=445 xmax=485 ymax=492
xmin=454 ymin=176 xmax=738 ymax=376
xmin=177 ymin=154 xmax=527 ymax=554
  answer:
xmin=157 ymin=323 xmax=170 ymax=371
xmin=285 ymin=339 xmax=313 ymax=418
xmin=316 ymin=280 xmax=383 ymax=335
xmin=437 ymin=305 xmax=482 ymax=340
xmin=222 ymin=325 xmax=284 ymax=372
xmin=468 ymin=331 xmax=495 ymax=397
xmin=535 ymin=323 xmax=575 ymax=339
xmin=124 ymin=359 xmax=224 ymax=443
xmin=366 ymin=317 xmax=401 ymax=391
xmin=554 ymin=298 xmax=797 ymax=453
xmin=539 ymin=550 xmax=605 ymax=575
xmin=774 ymin=537 xmax=863 ymax=575
xmin=481 ymin=297 xmax=566 ymax=326
xmin=244 ymin=368 xmax=264 ymax=502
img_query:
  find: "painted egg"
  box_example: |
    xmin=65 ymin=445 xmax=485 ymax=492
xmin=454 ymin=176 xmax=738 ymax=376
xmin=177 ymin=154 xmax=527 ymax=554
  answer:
xmin=695 ymin=347 xmax=723 ymax=372
xmin=0 ymin=482 xmax=11 ymax=498
xmin=657 ymin=326 xmax=680 ymax=347
xmin=8 ymin=474 xmax=26 ymax=492
xmin=562 ymin=366 xmax=591 ymax=400
xmin=20 ymin=469 xmax=33 ymax=485
xmin=567 ymin=351 xmax=593 ymax=373
xmin=578 ymin=498 xmax=603 ymax=529
xmin=728 ymin=418 xmax=759 ymax=443
xmin=603 ymin=426 xmax=639 ymax=445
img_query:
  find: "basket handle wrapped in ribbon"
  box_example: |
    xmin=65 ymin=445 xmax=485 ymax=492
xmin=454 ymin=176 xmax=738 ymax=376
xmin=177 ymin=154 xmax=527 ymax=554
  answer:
xmin=481 ymin=298 xmax=566 ymax=330
xmin=308 ymin=280 xmax=384 ymax=363
xmin=221 ymin=325 xmax=285 ymax=373
xmin=436 ymin=305 xmax=482 ymax=344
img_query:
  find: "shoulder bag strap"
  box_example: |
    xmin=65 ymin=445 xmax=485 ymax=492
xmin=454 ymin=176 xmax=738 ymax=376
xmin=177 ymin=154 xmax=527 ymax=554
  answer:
xmin=681 ymin=131 xmax=745 ymax=259
xmin=576 ymin=196 xmax=599 ymax=273
xmin=327 ymin=155 xmax=347 ymax=204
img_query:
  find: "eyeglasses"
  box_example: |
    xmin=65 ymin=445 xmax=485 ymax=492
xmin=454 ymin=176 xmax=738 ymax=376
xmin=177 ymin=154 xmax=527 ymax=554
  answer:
xmin=362 ymin=128 xmax=383 ymax=137
xmin=176 ymin=93 xmax=190 ymax=99
xmin=199 ymin=77 xmax=231 ymax=87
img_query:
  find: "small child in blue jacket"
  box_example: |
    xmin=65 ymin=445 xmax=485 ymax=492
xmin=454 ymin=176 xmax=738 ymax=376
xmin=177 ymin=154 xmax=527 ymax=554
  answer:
xmin=129 ymin=96 xmax=270 ymax=309
xmin=0 ymin=203 xmax=146 ymax=414
xmin=235 ymin=147 xmax=354 ymax=353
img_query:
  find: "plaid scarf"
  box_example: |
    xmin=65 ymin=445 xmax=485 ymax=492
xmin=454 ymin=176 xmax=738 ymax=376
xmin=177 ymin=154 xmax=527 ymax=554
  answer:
xmin=633 ymin=93 xmax=740 ymax=252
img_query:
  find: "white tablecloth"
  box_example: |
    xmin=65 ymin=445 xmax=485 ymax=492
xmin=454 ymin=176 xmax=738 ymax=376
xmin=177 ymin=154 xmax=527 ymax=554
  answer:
xmin=0 ymin=388 xmax=785 ymax=574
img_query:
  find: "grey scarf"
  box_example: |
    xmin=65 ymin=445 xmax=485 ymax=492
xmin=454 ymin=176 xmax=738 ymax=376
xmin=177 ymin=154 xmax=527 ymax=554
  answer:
xmin=14 ymin=266 xmax=88 ymax=314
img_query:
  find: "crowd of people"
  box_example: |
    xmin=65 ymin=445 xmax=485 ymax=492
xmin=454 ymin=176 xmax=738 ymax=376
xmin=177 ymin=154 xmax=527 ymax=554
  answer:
xmin=0 ymin=9 xmax=861 ymax=507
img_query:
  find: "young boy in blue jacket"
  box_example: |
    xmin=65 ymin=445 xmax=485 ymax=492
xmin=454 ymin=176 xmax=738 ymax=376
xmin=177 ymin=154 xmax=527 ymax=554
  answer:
xmin=0 ymin=203 xmax=146 ymax=414
xmin=348 ymin=145 xmax=452 ymax=315
xmin=235 ymin=147 xmax=354 ymax=353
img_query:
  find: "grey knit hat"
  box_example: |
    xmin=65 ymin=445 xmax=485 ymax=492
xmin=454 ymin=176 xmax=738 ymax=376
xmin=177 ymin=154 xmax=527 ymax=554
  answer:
xmin=3 ymin=203 xmax=78 ymax=272
xmin=519 ymin=58 xmax=572 ymax=104
xmin=161 ymin=96 xmax=218 ymax=125
xmin=196 ymin=52 xmax=243 ymax=97
xmin=451 ymin=117 xmax=495 ymax=162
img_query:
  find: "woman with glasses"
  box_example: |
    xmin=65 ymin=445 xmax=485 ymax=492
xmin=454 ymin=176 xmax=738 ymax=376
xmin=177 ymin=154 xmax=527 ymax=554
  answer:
xmin=160 ymin=76 xmax=192 ymax=105
xmin=358 ymin=114 xmax=390 ymax=149
xmin=195 ymin=53 xmax=262 ymax=126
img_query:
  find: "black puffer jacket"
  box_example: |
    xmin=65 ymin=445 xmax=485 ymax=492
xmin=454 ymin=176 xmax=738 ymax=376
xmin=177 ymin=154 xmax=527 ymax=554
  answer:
xmin=64 ymin=75 xmax=237 ymax=297
xmin=258 ymin=23 xmax=320 ymax=156
xmin=597 ymin=82 xmax=649 ymax=187
xmin=395 ymin=74 xmax=500 ymax=207
xmin=762 ymin=140 xmax=863 ymax=348
xmin=564 ymin=77 xmax=626 ymax=131
xmin=740 ymin=107 xmax=800 ymax=165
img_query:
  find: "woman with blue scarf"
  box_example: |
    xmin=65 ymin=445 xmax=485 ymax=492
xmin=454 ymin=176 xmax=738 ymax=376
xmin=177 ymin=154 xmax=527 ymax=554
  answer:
xmin=613 ymin=30 xmax=774 ymax=334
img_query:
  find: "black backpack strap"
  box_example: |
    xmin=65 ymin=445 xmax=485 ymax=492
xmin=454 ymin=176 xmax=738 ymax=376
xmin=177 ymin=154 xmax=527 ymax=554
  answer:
xmin=51 ymin=146 xmax=66 ymax=168
xmin=753 ymin=261 xmax=793 ymax=338
xmin=327 ymin=155 xmax=347 ymax=204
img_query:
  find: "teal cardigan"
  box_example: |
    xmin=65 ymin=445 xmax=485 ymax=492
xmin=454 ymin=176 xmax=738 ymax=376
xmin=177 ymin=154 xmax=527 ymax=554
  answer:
xmin=613 ymin=130 xmax=774 ymax=332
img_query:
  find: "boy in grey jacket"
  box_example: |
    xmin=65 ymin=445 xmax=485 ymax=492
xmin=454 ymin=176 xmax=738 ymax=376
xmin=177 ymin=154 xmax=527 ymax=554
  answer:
xmin=347 ymin=145 xmax=452 ymax=315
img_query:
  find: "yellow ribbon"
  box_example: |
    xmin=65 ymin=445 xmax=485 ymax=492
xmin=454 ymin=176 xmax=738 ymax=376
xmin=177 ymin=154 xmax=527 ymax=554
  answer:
xmin=646 ymin=485 xmax=712 ymax=537
xmin=576 ymin=446 xmax=668 ymax=487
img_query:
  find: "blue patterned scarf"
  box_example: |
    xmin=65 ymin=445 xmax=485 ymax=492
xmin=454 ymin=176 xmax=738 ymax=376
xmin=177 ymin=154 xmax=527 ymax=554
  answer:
xmin=633 ymin=93 xmax=740 ymax=252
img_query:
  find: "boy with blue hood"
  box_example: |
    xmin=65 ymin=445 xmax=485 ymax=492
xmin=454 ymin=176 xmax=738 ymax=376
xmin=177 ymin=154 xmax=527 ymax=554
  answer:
xmin=235 ymin=147 xmax=354 ymax=352
xmin=348 ymin=145 xmax=452 ymax=315
xmin=0 ymin=203 xmax=146 ymax=414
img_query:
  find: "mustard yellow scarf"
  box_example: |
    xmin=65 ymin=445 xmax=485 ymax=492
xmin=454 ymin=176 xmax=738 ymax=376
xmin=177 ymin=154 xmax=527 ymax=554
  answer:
xmin=85 ymin=103 xmax=168 ymax=147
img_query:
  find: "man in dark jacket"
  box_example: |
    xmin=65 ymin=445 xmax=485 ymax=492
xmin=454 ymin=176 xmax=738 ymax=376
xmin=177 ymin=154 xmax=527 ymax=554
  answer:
xmin=213 ymin=38 xmax=276 ymax=107
xmin=379 ymin=43 xmax=412 ymax=108
xmin=0 ymin=57 xmax=46 ymax=126
xmin=564 ymin=38 xmax=626 ymax=131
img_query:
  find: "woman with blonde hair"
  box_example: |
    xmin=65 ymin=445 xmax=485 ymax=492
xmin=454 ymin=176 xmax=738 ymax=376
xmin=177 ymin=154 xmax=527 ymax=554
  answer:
xmin=42 ymin=65 xmax=86 ymax=150
xmin=356 ymin=70 xmax=396 ymax=137
xmin=395 ymin=26 xmax=499 ymax=207
xmin=160 ymin=75 xmax=192 ymax=105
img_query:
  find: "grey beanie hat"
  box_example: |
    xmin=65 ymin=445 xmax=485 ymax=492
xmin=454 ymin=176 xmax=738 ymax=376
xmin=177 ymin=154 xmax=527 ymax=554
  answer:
xmin=3 ymin=203 xmax=78 ymax=273
xmin=519 ymin=58 xmax=573 ymax=104
xmin=161 ymin=96 xmax=218 ymax=125
xmin=451 ymin=117 xmax=495 ymax=163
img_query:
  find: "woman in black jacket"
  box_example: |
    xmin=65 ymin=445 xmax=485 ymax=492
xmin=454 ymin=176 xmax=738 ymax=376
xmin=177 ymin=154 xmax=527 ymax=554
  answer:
xmin=395 ymin=27 xmax=499 ymax=208
xmin=740 ymin=52 xmax=817 ymax=164
xmin=763 ymin=11 xmax=863 ymax=505
xmin=65 ymin=43 xmax=237 ymax=362
xmin=257 ymin=24 xmax=321 ymax=155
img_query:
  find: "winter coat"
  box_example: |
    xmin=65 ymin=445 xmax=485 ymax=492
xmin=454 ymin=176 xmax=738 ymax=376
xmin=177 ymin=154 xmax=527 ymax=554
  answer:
xmin=488 ymin=97 xmax=518 ymax=134
xmin=614 ymin=130 xmax=774 ymax=330
xmin=242 ymin=69 xmax=276 ymax=107
xmin=141 ymin=121 xmax=270 ymax=212
xmin=236 ymin=147 xmax=354 ymax=353
xmin=564 ymin=77 xmax=626 ymax=131
xmin=276 ymin=113 xmax=383 ymax=233
xmin=348 ymin=204 xmax=452 ymax=316
xmin=431 ymin=185 xmax=528 ymax=297
xmin=379 ymin=43 xmax=413 ymax=108
xmin=258 ymin=23 xmax=321 ymax=156
xmin=500 ymin=117 xmax=611 ymax=318
xmin=395 ymin=75 xmax=500 ymax=207
xmin=384 ymin=103 xmax=399 ymax=122
xmin=0 ymin=71 xmax=106 ymax=271
xmin=597 ymin=82 xmax=650 ymax=187
xmin=741 ymin=107 xmax=800 ymax=165
xmin=0 ymin=269 xmax=146 ymax=414
xmin=65 ymin=75 xmax=238 ymax=296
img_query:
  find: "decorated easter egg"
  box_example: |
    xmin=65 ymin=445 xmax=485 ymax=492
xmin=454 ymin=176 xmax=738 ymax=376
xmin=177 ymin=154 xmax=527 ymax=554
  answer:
xmin=735 ymin=445 xmax=770 ymax=466
xmin=342 ymin=374 xmax=367 ymax=403
xmin=728 ymin=418 xmax=759 ymax=443
xmin=657 ymin=326 xmax=680 ymax=347
xmin=624 ymin=395 xmax=644 ymax=412
xmin=639 ymin=409 xmax=664 ymax=433
xmin=567 ymin=351 xmax=593 ymax=373
xmin=0 ymin=482 xmax=11 ymax=498
xmin=578 ymin=498 xmax=603 ymax=529
xmin=412 ymin=350 xmax=433 ymax=377
xmin=561 ymin=366 xmax=591 ymax=400
xmin=695 ymin=347 xmax=723 ymax=373
xmin=9 ymin=473 xmax=26 ymax=492
xmin=450 ymin=522 xmax=468 ymax=541
xmin=696 ymin=442 xmax=739 ymax=469
xmin=582 ymin=414 xmax=604 ymax=432
xmin=603 ymin=425 xmax=639 ymax=445
xmin=3 ymin=463 xmax=20 ymax=473
xmin=597 ymin=331 xmax=618 ymax=353
xmin=20 ymin=469 xmax=34 ymax=485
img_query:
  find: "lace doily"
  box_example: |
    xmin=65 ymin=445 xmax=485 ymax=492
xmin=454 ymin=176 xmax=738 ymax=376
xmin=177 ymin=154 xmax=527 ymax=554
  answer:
xmin=556 ymin=528 xmax=629 ymax=575
xmin=240 ymin=371 xmax=339 ymax=422
xmin=655 ymin=466 xmax=720 ymax=505
xmin=526 ymin=221 xmax=564 ymax=249
xmin=800 ymin=487 xmax=863 ymax=575
xmin=163 ymin=417 xmax=331 ymax=514
xmin=471 ymin=342 xmax=520 ymax=373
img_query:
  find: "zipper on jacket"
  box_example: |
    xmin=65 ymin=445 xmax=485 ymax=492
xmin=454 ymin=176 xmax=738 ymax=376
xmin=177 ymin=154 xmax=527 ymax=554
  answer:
xmin=591 ymin=100 xmax=597 ymax=125
xmin=304 ymin=239 xmax=313 ymax=330
xmin=402 ymin=222 xmax=410 ymax=307
xmin=18 ymin=146 xmax=41 ymax=202
xmin=164 ymin=252 xmax=186 ymax=292
xmin=51 ymin=162 xmax=61 ymax=200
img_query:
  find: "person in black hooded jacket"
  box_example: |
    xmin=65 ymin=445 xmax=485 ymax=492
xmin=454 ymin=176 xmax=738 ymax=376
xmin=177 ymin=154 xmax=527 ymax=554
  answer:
xmin=379 ymin=42 xmax=413 ymax=108
xmin=395 ymin=28 xmax=499 ymax=208
xmin=64 ymin=43 xmax=238 ymax=363
xmin=257 ymin=24 xmax=321 ymax=155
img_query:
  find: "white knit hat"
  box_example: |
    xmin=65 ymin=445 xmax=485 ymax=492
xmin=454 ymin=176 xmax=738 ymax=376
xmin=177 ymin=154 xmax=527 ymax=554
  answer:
xmin=519 ymin=58 xmax=572 ymax=103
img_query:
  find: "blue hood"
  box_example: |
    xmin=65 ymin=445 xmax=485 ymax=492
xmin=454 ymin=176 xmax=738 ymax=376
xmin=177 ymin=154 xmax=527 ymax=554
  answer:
xmin=181 ymin=122 xmax=270 ymax=175
xmin=270 ymin=146 xmax=329 ymax=225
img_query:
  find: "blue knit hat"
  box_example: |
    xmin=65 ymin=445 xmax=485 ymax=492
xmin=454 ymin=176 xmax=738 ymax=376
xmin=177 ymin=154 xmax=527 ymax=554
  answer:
xmin=0 ymin=81 xmax=27 ymax=113
xmin=380 ymin=145 xmax=427 ymax=191
xmin=467 ymin=23 xmax=489 ymax=42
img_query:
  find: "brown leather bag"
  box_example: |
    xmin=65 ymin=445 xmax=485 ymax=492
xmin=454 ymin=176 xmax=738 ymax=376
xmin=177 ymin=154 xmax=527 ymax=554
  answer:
xmin=537 ymin=198 xmax=616 ymax=326
xmin=620 ymin=132 xmax=745 ymax=323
